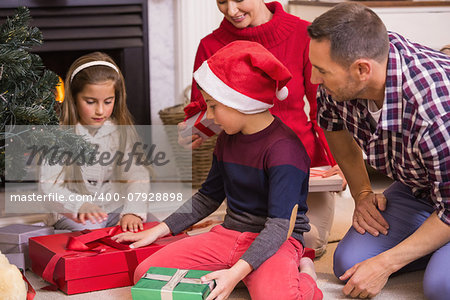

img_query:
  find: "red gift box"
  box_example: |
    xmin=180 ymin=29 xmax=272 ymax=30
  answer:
xmin=29 ymin=222 xmax=187 ymax=295
xmin=180 ymin=110 xmax=222 ymax=140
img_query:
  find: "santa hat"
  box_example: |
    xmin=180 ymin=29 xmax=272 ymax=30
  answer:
xmin=193 ymin=41 xmax=292 ymax=114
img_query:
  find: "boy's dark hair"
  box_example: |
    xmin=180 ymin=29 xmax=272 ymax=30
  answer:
xmin=307 ymin=3 xmax=389 ymax=67
xmin=196 ymin=82 xmax=203 ymax=92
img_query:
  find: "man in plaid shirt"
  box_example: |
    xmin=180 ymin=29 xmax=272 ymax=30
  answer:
xmin=307 ymin=3 xmax=449 ymax=299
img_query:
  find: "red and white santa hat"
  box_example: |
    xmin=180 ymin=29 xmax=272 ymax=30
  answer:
xmin=193 ymin=41 xmax=292 ymax=114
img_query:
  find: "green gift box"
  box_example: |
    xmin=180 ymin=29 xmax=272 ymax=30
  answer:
xmin=131 ymin=267 xmax=215 ymax=300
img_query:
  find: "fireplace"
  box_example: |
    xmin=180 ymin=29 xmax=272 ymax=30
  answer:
xmin=0 ymin=0 xmax=151 ymax=124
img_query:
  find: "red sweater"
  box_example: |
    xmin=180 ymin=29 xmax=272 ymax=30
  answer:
xmin=185 ymin=1 xmax=335 ymax=167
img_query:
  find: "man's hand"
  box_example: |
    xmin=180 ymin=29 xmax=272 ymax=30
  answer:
xmin=203 ymin=259 xmax=252 ymax=300
xmin=342 ymin=212 xmax=450 ymax=298
xmin=118 ymin=214 xmax=144 ymax=232
xmin=111 ymin=222 xmax=170 ymax=249
xmin=353 ymin=191 xmax=389 ymax=236
xmin=340 ymin=254 xmax=392 ymax=298
xmin=177 ymin=121 xmax=204 ymax=150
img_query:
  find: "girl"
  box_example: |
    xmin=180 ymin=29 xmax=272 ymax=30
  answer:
xmin=40 ymin=52 xmax=150 ymax=232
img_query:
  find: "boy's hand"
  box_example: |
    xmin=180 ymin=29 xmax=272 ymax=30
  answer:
xmin=118 ymin=214 xmax=144 ymax=232
xmin=77 ymin=203 xmax=108 ymax=224
xmin=202 ymin=269 xmax=240 ymax=300
xmin=177 ymin=121 xmax=204 ymax=150
xmin=111 ymin=222 xmax=170 ymax=249
xmin=202 ymin=259 xmax=252 ymax=300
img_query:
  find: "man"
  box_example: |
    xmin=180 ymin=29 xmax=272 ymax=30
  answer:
xmin=307 ymin=2 xmax=449 ymax=299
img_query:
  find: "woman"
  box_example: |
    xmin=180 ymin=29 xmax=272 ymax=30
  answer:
xmin=179 ymin=0 xmax=345 ymax=256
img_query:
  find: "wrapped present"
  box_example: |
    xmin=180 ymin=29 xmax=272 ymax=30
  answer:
xmin=309 ymin=167 xmax=343 ymax=192
xmin=29 ymin=222 xmax=188 ymax=295
xmin=0 ymin=243 xmax=30 ymax=267
xmin=4 ymin=252 xmax=26 ymax=271
xmin=180 ymin=110 xmax=222 ymax=140
xmin=132 ymin=267 xmax=215 ymax=300
xmin=1 ymin=244 xmax=30 ymax=272
xmin=0 ymin=243 xmax=31 ymax=271
xmin=0 ymin=242 xmax=28 ymax=253
xmin=0 ymin=224 xmax=54 ymax=244
xmin=0 ymin=224 xmax=54 ymax=270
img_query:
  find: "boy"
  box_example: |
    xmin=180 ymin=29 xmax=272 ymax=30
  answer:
xmin=113 ymin=41 xmax=322 ymax=300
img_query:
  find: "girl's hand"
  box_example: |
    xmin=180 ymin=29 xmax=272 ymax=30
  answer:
xmin=61 ymin=212 xmax=80 ymax=223
xmin=202 ymin=259 xmax=252 ymax=300
xmin=177 ymin=121 xmax=204 ymax=150
xmin=322 ymin=164 xmax=348 ymax=190
xmin=118 ymin=214 xmax=144 ymax=232
xmin=77 ymin=203 xmax=108 ymax=224
xmin=111 ymin=222 xmax=170 ymax=249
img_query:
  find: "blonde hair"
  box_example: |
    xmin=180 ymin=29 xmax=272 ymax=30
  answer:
xmin=58 ymin=52 xmax=151 ymax=195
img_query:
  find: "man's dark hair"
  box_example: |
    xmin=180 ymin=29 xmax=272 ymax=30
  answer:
xmin=307 ymin=3 xmax=389 ymax=67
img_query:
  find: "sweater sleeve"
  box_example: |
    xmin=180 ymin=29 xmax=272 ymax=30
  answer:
xmin=163 ymin=191 xmax=223 ymax=235
xmin=184 ymin=40 xmax=213 ymax=119
xmin=119 ymin=163 xmax=151 ymax=221
xmin=116 ymin=131 xmax=152 ymax=221
xmin=164 ymin=151 xmax=226 ymax=234
xmin=39 ymin=162 xmax=84 ymax=214
xmin=240 ymin=217 xmax=290 ymax=269
xmin=184 ymin=36 xmax=225 ymax=119
xmin=302 ymin=32 xmax=336 ymax=166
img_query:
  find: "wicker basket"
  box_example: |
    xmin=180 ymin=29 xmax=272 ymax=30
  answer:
xmin=158 ymin=87 xmax=217 ymax=188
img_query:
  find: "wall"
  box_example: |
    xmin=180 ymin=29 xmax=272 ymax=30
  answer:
xmin=175 ymin=0 xmax=223 ymax=112
xmin=148 ymin=0 xmax=177 ymax=124
xmin=288 ymin=2 xmax=450 ymax=51
xmin=148 ymin=0 xmax=289 ymax=124
xmin=148 ymin=0 xmax=220 ymax=125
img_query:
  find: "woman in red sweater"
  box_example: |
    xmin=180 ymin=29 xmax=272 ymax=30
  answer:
xmin=179 ymin=0 xmax=345 ymax=256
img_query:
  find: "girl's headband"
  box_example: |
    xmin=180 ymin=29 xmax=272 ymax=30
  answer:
xmin=70 ymin=61 xmax=120 ymax=82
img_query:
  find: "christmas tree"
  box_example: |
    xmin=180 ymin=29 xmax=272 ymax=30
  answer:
xmin=0 ymin=7 xmax=92 ymax=183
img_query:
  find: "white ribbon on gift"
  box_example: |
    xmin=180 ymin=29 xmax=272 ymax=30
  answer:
xmin=142 ymin=269 xmax=215 ymax=300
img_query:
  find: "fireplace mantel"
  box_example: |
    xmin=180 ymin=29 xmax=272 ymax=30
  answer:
xmin=0 ymin=0 xmax=151 ymax=125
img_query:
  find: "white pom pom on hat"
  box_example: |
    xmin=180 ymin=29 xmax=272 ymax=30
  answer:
xmin=276 ymin=86 xmax=289 ymax=101
xmin=194 ymin=41 xmax=292 ymax=114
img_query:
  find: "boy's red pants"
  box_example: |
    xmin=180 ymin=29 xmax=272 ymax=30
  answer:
xmin=134 ymin=225 xmax=323 ymax=300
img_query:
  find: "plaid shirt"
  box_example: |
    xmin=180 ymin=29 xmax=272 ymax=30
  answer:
xmin=317 ymin=32 xmax=450 ymax=224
